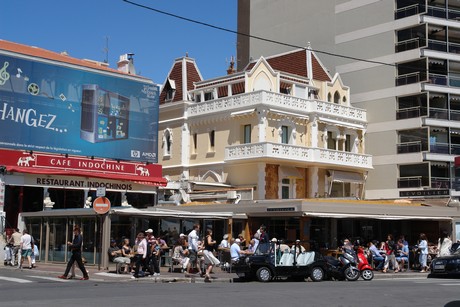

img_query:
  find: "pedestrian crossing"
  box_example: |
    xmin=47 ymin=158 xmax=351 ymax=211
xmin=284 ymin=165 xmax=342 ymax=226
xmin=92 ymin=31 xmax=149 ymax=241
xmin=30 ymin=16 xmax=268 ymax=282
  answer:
xmin=0 ymin=273 xmax=108 ymax=284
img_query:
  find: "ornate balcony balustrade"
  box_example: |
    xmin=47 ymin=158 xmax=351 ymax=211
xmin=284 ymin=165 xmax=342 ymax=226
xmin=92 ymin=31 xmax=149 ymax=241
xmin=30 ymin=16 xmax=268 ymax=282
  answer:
xmin=188 ymin=91 xmax=366 ymax=123
xmin=225 ymin=142 xmax=372 ymax=169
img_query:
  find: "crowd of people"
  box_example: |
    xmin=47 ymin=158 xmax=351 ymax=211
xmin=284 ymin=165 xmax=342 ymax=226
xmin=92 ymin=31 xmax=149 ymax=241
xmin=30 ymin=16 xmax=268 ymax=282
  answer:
xmin=364 ymin=231 xmax=453 ymax=273
xmin=4 ymin=228 xmax=38 ymax=270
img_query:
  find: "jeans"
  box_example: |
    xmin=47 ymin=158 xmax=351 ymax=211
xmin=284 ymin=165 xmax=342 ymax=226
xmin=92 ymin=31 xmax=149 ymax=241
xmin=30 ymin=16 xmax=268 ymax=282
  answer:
xmin=373 ymin=255 xmax=385 ymax=270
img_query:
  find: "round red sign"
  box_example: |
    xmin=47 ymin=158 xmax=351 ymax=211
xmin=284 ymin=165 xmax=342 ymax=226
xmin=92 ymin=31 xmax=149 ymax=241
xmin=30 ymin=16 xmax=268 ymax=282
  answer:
xmin=93 ymin=197 xmax=111 ymax=214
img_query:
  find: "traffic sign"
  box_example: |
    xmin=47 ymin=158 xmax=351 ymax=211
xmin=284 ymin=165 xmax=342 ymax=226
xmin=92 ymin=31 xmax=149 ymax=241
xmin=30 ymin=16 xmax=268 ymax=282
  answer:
xmin=96 ymin=187 xmax=106 ymax=197
xmin=93 ymin=197 xmax=111 ymax=214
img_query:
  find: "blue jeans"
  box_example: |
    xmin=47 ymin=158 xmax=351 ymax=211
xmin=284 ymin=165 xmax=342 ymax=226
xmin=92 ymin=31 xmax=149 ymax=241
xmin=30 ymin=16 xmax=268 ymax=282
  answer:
xmin=373 ymin=255 xmax=385 ymax=270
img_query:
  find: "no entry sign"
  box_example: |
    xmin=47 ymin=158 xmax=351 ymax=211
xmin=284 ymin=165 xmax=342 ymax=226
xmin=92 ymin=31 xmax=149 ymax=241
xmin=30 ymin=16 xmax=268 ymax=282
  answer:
xmin=93 ymin=196 xmax=111 ymax=214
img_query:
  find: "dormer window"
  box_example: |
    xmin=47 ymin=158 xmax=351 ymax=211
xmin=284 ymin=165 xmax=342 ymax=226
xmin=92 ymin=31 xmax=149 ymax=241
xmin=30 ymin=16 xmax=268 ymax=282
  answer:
xmin=164 ymin=78 xmax=176 ymax=101
xmin=204 ymin=91 xmax=214 ymax=101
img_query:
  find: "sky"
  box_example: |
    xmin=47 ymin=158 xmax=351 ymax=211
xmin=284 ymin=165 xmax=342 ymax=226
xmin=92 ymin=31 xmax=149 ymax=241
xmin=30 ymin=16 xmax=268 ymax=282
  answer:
xmin=2 ymin=0 xmax=237 ymax=84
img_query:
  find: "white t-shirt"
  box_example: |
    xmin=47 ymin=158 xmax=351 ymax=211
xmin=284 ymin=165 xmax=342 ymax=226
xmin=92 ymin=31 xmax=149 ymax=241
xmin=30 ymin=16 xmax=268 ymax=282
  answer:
xmin=20 ymin=234 xmax=32 ymax=250
xmin=188 ymin=229 xmax=199 ymax=251
xmin=230 ymin=243 xmax=241 ymax=261
xmin=219 ymin=239 xmax=229 ymax=248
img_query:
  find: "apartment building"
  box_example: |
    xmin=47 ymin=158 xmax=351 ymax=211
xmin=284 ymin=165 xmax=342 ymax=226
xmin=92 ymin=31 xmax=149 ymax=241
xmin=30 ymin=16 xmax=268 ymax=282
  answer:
xmin=237 ymin=0 xmax=460 ymax=201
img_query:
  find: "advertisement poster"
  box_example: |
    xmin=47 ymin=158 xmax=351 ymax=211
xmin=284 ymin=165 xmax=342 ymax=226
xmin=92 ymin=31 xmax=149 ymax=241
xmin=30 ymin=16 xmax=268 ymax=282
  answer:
xmin=0 ymin=54 xmax=159 ymax=163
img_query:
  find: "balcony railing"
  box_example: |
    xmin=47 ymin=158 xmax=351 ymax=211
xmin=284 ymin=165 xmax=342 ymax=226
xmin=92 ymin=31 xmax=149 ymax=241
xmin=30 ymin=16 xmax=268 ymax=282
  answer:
xmin=395 ymin=4 xmax=423 ymax=19
xmin=397 ymin=176 xmax=429 ymax=188
xmin=224 ymin=142 xmax=372 ymax=169
xmin=187 ymin=91 xmax=366 ymax=122
xmin=431 ymin=177 xmax=451 ymax=189
xmin=397 ymin=141 xmax=426 ymax=153
xmin=396 ymin=72 xmax=427 ymax=86
xmin=396 ymin=106 xmax=428 ymax=119
xmin=396 ymin=38 xmax=426 ymax=53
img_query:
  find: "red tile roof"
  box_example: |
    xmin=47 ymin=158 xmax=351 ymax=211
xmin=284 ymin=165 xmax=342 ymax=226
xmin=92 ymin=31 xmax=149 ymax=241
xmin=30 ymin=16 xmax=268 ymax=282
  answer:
xmin=0 ymin=39 xmax=147 ymax=79
xmin=245 ymin=49 xmax=331 ymax=82
xmin=160 ymin=57 xmax=202 ymax=104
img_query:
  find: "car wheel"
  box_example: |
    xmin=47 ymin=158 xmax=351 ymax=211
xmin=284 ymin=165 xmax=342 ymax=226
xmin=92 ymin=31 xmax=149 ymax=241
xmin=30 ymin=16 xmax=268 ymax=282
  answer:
xmin=256 ymin=267 xmax=272 ymax=282
xmin=310 ymin=267 xmax=324 ymax=282
xmin=344 ymin=267 xmax=360 ymax=281
xmin=361 ymin=269 xmax=374 ymax=281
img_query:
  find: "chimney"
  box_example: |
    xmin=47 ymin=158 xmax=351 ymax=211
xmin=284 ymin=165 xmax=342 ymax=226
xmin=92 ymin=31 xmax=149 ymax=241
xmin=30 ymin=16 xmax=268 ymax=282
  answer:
xmin=117 ymin=53 xmax=136 ymax=75
xmin=227 ymin=56 xmax=236 ymax=75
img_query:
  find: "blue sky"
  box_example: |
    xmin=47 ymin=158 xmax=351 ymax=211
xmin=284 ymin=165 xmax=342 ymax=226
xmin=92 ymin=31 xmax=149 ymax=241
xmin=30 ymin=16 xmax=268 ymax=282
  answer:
xmin=2 ymin=0 xmax=237 ymax=84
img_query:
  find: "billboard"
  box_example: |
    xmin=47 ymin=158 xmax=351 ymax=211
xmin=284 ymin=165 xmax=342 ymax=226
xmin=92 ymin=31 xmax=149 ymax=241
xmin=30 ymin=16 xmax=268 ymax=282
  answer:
xmin=0 ymin=54 xmax=159 ymax=163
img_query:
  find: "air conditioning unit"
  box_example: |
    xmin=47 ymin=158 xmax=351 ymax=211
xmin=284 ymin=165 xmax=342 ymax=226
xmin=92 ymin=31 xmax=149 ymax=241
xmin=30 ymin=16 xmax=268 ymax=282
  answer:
xmin=227 ymin=191 xmax=237 ymax=199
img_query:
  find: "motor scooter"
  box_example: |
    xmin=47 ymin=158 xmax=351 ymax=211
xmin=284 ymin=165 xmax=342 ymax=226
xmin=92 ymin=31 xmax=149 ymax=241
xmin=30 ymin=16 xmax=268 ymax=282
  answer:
xmin=356 ymin=246 xmax=373 ymax=281
xmin=324 ymin=248 xmax=360 ymax=281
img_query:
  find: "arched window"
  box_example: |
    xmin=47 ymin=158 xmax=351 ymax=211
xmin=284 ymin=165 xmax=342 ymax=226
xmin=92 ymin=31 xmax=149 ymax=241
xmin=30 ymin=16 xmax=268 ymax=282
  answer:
xmin=328 ymin=93 xmax=332 ymax=102
xmin=334 ymin=91 xmax=340 ymax=104
xmin=163 ymin=129 xmax=172 ymax=156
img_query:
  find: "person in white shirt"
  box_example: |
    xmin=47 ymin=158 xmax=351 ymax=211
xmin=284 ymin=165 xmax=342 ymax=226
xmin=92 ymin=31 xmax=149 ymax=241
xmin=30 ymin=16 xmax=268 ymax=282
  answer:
xmin=186 ymin=224 xmax=202 ymax=276
xmin=437 ymin=230 xmax=452 ymax=257
xmin=219 ymin=234 xmax=229 ymax=250
xmin=19 ymin=229 xmax=32 ymax=269
xmin=230 ymin=238 xmax=249 ymax=262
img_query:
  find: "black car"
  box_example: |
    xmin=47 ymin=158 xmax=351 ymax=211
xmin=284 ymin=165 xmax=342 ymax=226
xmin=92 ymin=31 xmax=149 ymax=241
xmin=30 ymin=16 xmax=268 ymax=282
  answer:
xmin=429 ymin=243 xmax=460 ymax=278
xmin=232 ymin=241 xmax=327 ymax=282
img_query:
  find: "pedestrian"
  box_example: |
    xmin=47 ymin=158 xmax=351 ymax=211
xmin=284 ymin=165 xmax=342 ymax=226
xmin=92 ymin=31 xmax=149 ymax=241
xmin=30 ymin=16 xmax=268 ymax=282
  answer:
xmin=132 ymin=232 xmax=147 ymax=279
xmin=419 ymin=233 xmax=429 ymax=272
xmin=11 ymin=228 xmax=22 ymax=266
xmin=58 ymin=225 xmax=89 ymax=280
xmin=186 ymin=223 xmax=202 ymax=276
xmin=203 ymin=229 xmax=220 ymax=282
xmin=19 ymin=229 xmax=33 ymax=269
xmin=437 ymin=230 xmax=452 ymax=257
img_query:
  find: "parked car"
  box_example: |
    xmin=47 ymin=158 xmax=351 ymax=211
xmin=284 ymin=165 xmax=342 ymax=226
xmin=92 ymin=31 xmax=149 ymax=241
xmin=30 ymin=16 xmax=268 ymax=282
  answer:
xmin=429 ymin=243 xmax=460 ymax=278
xmin=232 ymin=241 xmax=328 ymax=282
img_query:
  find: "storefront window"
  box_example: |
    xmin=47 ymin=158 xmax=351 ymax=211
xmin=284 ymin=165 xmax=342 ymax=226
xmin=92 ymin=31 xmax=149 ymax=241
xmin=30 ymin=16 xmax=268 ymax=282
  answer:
xmin=48 ymin=218 xmax=68 ymax=262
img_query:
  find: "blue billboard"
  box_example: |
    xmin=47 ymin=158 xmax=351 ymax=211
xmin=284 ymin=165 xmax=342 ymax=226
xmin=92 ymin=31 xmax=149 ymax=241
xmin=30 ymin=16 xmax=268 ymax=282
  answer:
xmin=0 ymin=54 xmax=159 ymax=163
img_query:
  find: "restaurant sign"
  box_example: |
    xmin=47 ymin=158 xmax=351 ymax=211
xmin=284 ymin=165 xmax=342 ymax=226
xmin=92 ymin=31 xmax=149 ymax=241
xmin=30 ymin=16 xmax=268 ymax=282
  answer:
xmin=399 ymin=189 xmax=449 ymax=197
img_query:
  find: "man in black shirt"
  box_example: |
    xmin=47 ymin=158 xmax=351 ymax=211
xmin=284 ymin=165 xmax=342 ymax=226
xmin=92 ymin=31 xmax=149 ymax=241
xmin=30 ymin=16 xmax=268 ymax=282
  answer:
xmin=58 ymin=225 xmax=89 ymax=280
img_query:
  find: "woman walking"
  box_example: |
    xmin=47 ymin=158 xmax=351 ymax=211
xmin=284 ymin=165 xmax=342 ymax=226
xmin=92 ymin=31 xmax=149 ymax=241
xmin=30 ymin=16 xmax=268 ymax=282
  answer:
xmin=203 ymin=229 xmax=220 ymax=282
xmin=419 ymin=233 xmax=429 ymax=272
xmin=437 ymin=230 xmax=452 ymax=257
xmin=132 ymin=232 xmax=147 ymax=279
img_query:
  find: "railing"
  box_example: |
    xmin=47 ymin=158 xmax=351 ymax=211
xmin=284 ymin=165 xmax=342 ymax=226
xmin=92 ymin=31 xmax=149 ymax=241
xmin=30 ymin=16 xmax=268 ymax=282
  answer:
xmin=396 ymin=38 xmax=425 ymax=52
xmin=395 ymin=4 xmax=423 ymax=19
xmin=430 ymin=142 xmax=449 ymax=154
xmin=397 ymin=141 xmax=425 ymax=154
xmin=431 ymin=177 xmax=451 ymax=189
xmin=224 ymin=142 xmax=372 ymax=169
xmin=397 ymin=176 xmax=428 ymax=188
xmin=429 ymin=107 xmax=449 ymax=120
xmin=396 ymin=4 xmax=460 ymax=21
xmin=396 ymin=106 xmax=427 ymax=119
xmin=396 ymin=72 xmax=426 ymax=86
xmin=449 ymin=42 xmax=460 ymax=54
xmin=427 ymin=39 xmax=447 ymax=52
xmin=450 ymin=76 xmax=460 ymax=87
xmin=428 ymin=74 xmax=448 ymax=86
xmin=187 ymin=91 xmax=367 ymax=122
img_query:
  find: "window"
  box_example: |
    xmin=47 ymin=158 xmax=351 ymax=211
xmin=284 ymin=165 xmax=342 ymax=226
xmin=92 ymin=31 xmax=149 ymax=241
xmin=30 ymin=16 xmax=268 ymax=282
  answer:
xmin=334 ymin=91 xmax=340 ymax=104
xmin=345 ymin=134 xmax=351 ymax=152
xmin=165 ymin=88 xmax=175 ymax=101
xmin=327 ymin=131 xmax=336 ymax=150
xmin=243 ymin=124 xmax=251 ymax=143
xmin=281 ymin=178 xmax=290 ymax=199
xmin=281 ymin=126 xmax=289 ymax=144
xmin=204 ymin=91 xmax=214 ymax=101
xmin=192 ymin=133 xmax=197 ymax=154
xmin=163 ymin=129 xmax=172 ymax=156
xmin=209 ymin=130 xmax=215 ymax=150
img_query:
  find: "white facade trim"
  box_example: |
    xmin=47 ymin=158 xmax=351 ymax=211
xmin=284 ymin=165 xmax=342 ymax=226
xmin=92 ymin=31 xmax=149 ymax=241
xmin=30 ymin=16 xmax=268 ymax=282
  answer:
xmin=335 ymin=0 xmax=383 ymax=14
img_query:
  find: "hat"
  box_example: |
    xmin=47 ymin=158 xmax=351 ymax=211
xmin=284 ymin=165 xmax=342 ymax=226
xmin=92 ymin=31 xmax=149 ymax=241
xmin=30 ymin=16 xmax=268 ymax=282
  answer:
xmin=271 ymin=238 xmax=278 ymax=242
xmin=223 ymin=234 xmax=229 ymax=239
xmin=179 ymin=233 xmax=186 ymax=237
xmin=235 ymin=238 xmax=241 ymax=243
xmin=145 ymin=229 xmax=153 ymax=233
xmin=110 ymin=239 xmax=116 ymax=244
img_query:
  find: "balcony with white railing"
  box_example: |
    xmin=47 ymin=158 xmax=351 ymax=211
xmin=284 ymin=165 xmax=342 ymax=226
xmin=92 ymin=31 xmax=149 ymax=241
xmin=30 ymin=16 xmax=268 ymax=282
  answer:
xmin=224 ymin=142 xmax=373 ymax=170
xmin=187 ymin=91 xmax=366 ymax=123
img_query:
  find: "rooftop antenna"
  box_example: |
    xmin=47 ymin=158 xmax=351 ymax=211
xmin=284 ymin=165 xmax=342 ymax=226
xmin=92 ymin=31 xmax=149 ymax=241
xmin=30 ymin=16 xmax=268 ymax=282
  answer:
xmin=103 ymin=36 xmax=109 ymax=64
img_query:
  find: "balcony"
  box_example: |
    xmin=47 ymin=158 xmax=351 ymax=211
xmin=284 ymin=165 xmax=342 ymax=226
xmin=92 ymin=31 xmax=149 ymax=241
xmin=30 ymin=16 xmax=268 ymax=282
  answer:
xmin=395 ymin=3 xmax=460 ymax=21
xmin=397 ymin=176 xmax=429 ymax=188
xmin=187 ymin=90 xmax=366 ymax=123
xmin=224 ymin=142 xmax=372 ymax=170
xmin=397 ymin=141 xmax=427 ymax=153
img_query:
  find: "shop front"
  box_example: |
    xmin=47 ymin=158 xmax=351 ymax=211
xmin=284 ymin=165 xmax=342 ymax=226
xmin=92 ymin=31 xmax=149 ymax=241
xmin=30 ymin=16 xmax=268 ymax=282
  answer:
xmin=20 ymin=207 xmax=243 ymax=269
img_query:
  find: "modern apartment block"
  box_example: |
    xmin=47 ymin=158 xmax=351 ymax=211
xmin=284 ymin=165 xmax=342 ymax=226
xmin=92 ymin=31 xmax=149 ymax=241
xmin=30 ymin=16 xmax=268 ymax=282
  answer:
xmin=237 ymin=0 xmax=460 ymax=200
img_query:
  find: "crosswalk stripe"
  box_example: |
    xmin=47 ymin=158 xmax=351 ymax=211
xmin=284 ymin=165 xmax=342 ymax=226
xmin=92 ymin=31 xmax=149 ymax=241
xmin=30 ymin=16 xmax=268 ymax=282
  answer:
xmin=26 ymin=275 xmax=72 ymax=282
xmin=0 ymin=276 xmax=33 ymax=283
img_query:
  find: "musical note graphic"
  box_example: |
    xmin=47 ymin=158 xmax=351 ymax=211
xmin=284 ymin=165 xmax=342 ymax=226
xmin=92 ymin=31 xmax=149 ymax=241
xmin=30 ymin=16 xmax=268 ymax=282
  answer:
xmin=0 ymin=61 xmax=10 ymax=85
xmin=16 ymin=68 xmax=23 ymax=78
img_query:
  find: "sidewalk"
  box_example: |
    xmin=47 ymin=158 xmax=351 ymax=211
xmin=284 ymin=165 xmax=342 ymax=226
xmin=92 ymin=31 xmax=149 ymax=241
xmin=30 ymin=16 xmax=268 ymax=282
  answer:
xmin=1 ymin=262 xmax=428 ymax=283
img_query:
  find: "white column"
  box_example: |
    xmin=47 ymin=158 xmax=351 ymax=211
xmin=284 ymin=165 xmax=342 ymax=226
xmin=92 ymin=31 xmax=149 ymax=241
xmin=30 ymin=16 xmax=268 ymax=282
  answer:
xmin=181 ymin=123 xmax=190 ymax=179
xmin=257 ymin=162 xmax=266 ymax=199
xmin=310 ymin=117 xmax=318 ymax=148
xmin=309 ymin=167 xmax=319 ymax=198
xmin=257 ymin=108 xmax=267 ymax=142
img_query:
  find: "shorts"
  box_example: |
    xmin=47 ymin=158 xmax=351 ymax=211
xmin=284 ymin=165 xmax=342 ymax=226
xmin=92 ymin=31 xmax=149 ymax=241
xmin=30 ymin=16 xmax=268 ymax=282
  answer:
xmin=21 ymin=249 xmax=32 ymax=257
xmin=188 ymin=250 xmax=198 ymax=263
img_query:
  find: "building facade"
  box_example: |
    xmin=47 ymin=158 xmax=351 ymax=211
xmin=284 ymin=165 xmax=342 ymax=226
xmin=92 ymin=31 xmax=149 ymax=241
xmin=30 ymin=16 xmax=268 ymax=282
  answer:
xmin=237 ymin=0 xmax=460 ymax=201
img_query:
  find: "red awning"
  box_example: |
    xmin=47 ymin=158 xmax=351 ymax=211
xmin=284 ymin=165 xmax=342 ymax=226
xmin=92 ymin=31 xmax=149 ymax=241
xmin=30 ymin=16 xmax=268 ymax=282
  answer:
xmin=6 ymin=165 xmax=167 ymax=187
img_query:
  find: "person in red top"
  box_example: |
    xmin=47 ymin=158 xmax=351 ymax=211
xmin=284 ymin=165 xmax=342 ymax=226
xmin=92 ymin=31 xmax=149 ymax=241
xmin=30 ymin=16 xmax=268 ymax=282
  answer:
xmin=382 ymin=234 xmax=400 ymax=273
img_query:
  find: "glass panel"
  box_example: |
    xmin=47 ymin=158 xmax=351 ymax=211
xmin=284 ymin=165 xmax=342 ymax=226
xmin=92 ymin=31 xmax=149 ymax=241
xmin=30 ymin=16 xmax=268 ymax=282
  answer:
xmin=80 ymin=217 xmax=97 ymax=265
xmin=48 ymin=218 xmax=67 ymax=262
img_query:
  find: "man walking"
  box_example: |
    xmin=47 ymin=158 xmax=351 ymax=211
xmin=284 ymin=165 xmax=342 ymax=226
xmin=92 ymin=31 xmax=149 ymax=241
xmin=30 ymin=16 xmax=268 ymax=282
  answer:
xmin=11 ymin=228 xmax=22 ymax=266
xmin=19 ymin=229 xmax=33 ymax=269
xmin=186 ymin=223 xmax=202 ymax=276
xmin=58 ymin=225 xmax=89 ymax=280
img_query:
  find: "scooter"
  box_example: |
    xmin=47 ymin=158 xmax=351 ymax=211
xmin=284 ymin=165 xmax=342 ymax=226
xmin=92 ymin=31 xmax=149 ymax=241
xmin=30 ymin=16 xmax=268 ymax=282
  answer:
xmin=356 ymin=246 xmax=373 ymax=281
xmin=324 ymin=248 xmax=360 ymax=281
